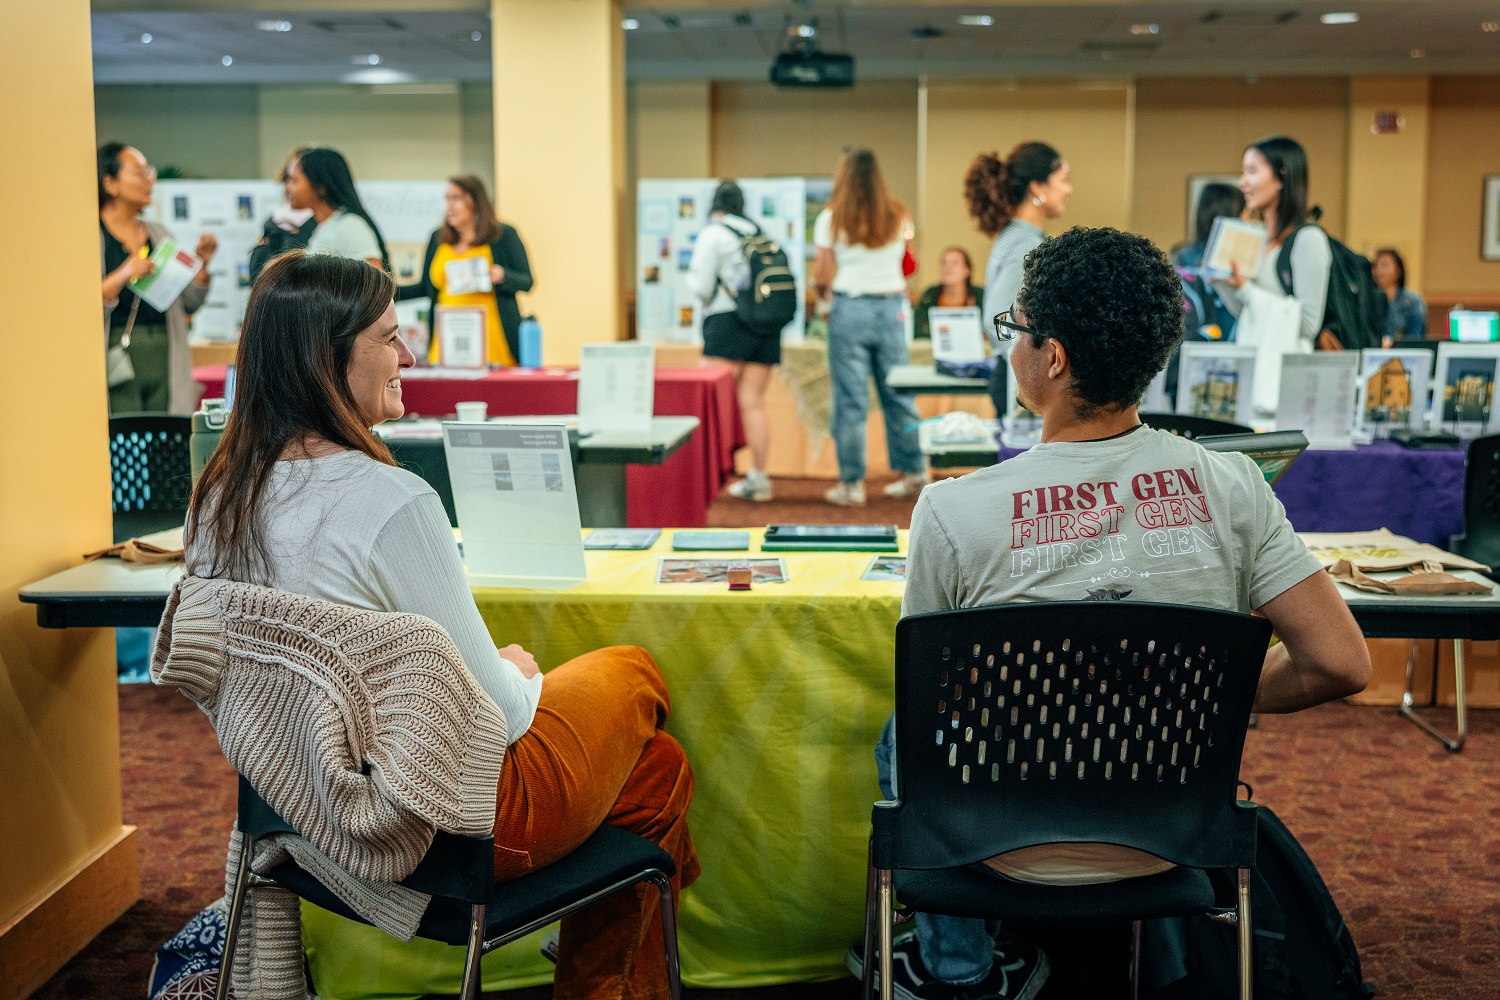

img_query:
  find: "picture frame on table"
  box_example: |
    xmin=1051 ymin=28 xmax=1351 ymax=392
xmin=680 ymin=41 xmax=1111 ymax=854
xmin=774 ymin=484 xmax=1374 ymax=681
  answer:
xmin=1432 ymin=342 xmax=1500 ymax=437
xmin=1175 ymin=343 xmax=1258 ymax=427
xmin=1484 ymin=176 xmax=1500 ymax=261
xmin=1355 ymin=349 xmax=1431 ymax=437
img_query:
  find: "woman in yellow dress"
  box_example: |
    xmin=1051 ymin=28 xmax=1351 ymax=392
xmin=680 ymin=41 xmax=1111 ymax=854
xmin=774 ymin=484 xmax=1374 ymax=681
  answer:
xmin=399 ymin=175 xmax=534 ymax=366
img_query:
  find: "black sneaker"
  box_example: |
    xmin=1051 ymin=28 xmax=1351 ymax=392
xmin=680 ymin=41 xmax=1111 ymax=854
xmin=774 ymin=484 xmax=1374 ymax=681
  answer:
xmin=845 ymin=932 xmax=1049 ymax=1000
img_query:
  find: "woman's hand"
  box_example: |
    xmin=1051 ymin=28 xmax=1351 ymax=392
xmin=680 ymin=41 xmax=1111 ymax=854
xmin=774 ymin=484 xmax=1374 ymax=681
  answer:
xmin=195 ymin=232 xmax=219 ymax=263
xmin=1317 ymin=330 xmax=1343 ymax=352
xmin=490 ymin=264 xmax=506 ymax=286
xmin=117 ymin=254 xmax=156 ymax=281
xmin=1225 ymin=261 xmax=1249 ymax=290
xmin=498 ymin=643 xmax=540 ymax=679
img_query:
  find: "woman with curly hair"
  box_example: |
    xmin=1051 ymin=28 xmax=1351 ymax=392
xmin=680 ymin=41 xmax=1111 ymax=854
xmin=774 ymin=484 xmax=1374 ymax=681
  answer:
xmin=964 ymin=143 xmax=1072 ymax=413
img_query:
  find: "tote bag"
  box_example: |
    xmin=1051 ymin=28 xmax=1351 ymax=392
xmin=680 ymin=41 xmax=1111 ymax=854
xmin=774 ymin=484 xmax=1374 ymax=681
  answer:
xmin=1237 ymin=291 xmax=1304 ymax=414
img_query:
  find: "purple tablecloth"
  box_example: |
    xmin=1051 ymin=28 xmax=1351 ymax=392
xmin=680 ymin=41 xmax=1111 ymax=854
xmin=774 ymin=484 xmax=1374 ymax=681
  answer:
xmin=998 ymin=439 xmax=1466 ymax=546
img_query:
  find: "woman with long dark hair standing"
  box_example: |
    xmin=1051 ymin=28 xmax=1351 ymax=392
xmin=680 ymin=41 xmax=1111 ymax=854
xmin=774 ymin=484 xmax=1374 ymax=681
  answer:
xmin=814 ymin=148 xmax=925 ymax=506
xmin=287 ymin=147 xmax=389 ymax=271
xmin=186 ymin=252 xmax=697 ymax=998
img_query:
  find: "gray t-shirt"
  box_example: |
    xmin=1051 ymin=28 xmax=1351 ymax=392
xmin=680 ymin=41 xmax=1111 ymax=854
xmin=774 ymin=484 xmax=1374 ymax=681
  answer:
xmin=903 ymin=425 xmax=1322 ymax=883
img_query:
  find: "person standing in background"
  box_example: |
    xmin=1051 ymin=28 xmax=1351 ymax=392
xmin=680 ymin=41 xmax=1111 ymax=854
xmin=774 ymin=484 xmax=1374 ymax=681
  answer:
xmin=1374 ymin=248 xmax=1427 ymax=345
xmin=99 ymin=142 xmax=217 ymax=415
xmin=912 ymin=247 xmax=984 ymax=341
xmin=287 ymin=147 xmax=389 ymax=271
xmin=248 ymin=145 xmax=316 ymax=283
xmin=397 ymin=175 xmax=533 ymax=366
xmin=964 ymin=143 xmax=1071 ymax=417
xmin=814 ymin=148 xmax=926 ymax=506
xmin=1172 ymin=182 xmax=1244 ymax=340
xmin=686 ymin=181 xmax=777 ymax=502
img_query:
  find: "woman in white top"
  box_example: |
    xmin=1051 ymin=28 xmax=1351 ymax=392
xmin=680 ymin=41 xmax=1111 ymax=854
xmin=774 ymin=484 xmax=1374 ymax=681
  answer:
xmin=813 ymin=148 xmax=925 ymax=505
xmin=185 ymin=252 xmax=698 ymax=998
xmin=286 ymin=147 xmax=389 ymax=271
xmin=685 ymin=181 xmax=777 ymax=501
xmin=1217 ymin=136 xmax=1334 ymax=351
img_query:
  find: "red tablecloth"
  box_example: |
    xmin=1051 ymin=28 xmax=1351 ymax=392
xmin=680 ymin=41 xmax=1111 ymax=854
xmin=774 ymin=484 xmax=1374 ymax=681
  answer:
xmin=193 ymin=365 xmax=745 ymax=528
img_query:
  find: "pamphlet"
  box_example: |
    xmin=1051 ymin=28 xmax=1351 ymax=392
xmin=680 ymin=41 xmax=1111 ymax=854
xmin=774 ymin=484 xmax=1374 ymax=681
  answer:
xmin=579 ymin=342 xmax=655 ymax=437
xmin=584 ymin=528 xmax=663 ymax=550
xmin=1200 ymin=217 xmax=1266 ymax=281
xmin=1274 ymin=353 xmax=1358 ymax=449
xmin=437 ymin=306 xmax=488 ymax=370
xmin=128 ymin=238 xmax=203 ymax=312
xmin=862 ymin=556 xmax=908 ymax=582
xmin=672 ymin=530 xmax=750 ymax=551
xmin=444 ymin=256 xmax=494 ymax=296
xmin=656 ymin=558 xmax=787 ymax=585
xmin=928 ymin=307 xmax=987 ymax=364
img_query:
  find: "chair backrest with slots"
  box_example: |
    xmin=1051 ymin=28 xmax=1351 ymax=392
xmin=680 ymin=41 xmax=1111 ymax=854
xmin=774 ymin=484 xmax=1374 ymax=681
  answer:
xmin=875 ymin=601 xmax=1270 ymax=873
xmin=108 ymin=414 xmax=192 ymax=542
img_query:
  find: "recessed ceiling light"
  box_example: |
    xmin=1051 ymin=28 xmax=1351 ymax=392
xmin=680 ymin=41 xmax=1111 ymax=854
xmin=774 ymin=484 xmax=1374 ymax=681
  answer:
xmin=1484 ymin=21 xmax=1499 ymax=32
xmin=352 ymin=54 xmax=381 ymax=65
xmin=957 ymin=15 xmax=994 ymax=27
xmin=220 ymin=54 xmax=233 ymax=66
xmin=1320 ymin=13 xmax=1360 ymax=25
xmin=471 ymin=30 xmax=483 ymax=41
xmin=139 ymin=32 xmax=152 ymax=43
xmin=622 ymin=18 xmax=639 ymax=30
xmin=1129 ymin=23 xmax=1160 ymax=35
xmin=1410 ymin=47 xmax=1426 ymax=58
xmin=256 ymin=20 xmax=292 ymax=33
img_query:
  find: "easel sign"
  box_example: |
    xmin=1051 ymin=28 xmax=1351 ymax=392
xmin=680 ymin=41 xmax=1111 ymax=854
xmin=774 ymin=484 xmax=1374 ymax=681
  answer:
xmin=579 ymin=342 xmax=655 ymax=438
xmin=929 ymin=307 xmax=987 ymax=364
xmin=1274 ymin=353 xmax=1358 ymax=450
xmin=441 ymin=422 xmax=586 ymax=589
xmin=436 ymin=306 xmax=488 ymax=371
xmin=1432 ymin=342 xmax=1500 ymax=438
xmin=1355 ymin=349 xmax=1431 ymax=438
xmin=1175 ymin=343 xmax=1258 ymax=427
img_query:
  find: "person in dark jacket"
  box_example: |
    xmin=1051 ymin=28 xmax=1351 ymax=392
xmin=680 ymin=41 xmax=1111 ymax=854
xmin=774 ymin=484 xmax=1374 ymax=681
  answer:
xmin=248 ymin=146 xmax=316 ymax=283
xmin=397 ymin=174 xmax=533 ymax=366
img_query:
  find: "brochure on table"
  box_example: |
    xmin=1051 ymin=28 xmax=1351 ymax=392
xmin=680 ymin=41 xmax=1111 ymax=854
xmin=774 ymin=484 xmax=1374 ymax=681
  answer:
xmin=578 ymin=342 xmax=655 ymax=437
xmin=442 ymin=422 xmax=586 ymax=589
xmin=929 ymin=307 xmax=987 ymax=364
xmin=1355 ymin=349 xmax=1431 ymax=438
xmin=142 ymin=179 xmax=447 ymax=342
xmin=636 ymin=177 xmax=807 ymax=345
xmin=1274 ymin=353 xmax=1358 ymax=450
xmin=1431 ymin=342 xmax=1500 ymax=437
xmin=1175 ymin=343 xmax=1259 ymax=427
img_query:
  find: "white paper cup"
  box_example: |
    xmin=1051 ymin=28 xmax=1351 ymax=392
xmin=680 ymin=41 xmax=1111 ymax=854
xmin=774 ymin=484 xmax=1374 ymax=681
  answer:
xmin=454 ymin=401 xmax=488 ymax=423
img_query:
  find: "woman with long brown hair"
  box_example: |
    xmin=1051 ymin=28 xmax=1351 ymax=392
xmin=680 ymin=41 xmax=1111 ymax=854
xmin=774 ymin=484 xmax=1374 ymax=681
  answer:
xmin=186 ymin=251 xmax=697 ymax=997
xmin=398 ymin=174 xmax=533 ymax=366
xmin=813 ymin=148 xmax=925 ymax=505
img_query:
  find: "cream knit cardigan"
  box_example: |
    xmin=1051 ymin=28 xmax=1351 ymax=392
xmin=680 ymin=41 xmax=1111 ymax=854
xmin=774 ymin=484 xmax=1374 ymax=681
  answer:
xmin=152 ymin=575 xmax=508 ymax=1000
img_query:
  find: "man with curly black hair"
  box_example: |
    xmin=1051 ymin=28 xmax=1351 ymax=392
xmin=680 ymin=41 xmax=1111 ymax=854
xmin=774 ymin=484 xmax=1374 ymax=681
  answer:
xmin=850 ymin=227 xmax=1370 ymax=1000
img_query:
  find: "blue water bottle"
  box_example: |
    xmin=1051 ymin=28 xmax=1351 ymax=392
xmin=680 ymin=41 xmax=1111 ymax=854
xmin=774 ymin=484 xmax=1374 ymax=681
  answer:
xmin=518 ymin=316 xmax=542 ymax=368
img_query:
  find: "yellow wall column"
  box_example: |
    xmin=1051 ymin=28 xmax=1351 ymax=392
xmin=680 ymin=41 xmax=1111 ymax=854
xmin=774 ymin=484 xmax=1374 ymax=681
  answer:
xmin=1345 ymin=77 xmax=1431 ymax=291
xmin=0 ymin=2 xmax=139 ymax=997
xmin=492 ymin=0 xmax=626 ymax=362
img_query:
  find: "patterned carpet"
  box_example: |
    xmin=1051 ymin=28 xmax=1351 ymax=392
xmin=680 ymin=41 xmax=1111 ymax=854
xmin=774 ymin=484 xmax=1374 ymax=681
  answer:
xmin=27 ymin=478 xmax=1500 ymax=1000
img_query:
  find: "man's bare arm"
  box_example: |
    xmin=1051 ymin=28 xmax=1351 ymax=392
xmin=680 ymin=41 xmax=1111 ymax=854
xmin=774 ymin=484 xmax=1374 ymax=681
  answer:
xmin=1254 ymin=570 xmax=1371 ymax=713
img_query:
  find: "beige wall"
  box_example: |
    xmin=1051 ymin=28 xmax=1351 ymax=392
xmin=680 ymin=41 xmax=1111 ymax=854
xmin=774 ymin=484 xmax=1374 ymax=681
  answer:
xmin=1345 ymin=77 xmax=1431 ymax=290
xmin=259 ymin=84 xmax=465 ymax=180
xmin=95 ymin=85 xmax=260 ymax=180
xmin=1 ymin=0 xmax=137 ymax=994
xmin=1424 ymin=77 xmax=1500 ymax=297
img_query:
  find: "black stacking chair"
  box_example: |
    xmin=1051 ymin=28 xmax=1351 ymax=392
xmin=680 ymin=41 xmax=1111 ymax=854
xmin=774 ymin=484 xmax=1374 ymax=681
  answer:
xmin=1140 ymin=411 xmax=1254 ymax=439
xmin=862 ymin=602 xmax=1271 ymax=1000
xmin=108 ymin=414 xmax=192 ymax=543
xmin=1447 ymin=433 xmax=1500 ymax=579
xmin=219 ymin=775 xmax=681 ymax=1000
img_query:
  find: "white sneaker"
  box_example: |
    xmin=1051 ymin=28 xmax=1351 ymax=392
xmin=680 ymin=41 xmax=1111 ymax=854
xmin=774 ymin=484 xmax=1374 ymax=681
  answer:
xmin=825 ymin=482 xmax=866 ymax=506
xmin=884 ymin=472 xmax=932 ymax=499
xmin=727 ymin=472 xmax=773 ymax=502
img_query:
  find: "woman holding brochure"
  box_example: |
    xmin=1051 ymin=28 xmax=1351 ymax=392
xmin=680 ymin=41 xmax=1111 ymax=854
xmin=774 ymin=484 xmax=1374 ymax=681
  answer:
xmin=397 ymin=174 xmax=533 ymax=366
xmin=98 ymin=142 xmax=217 ymax=415
xmin=186 ymin=251 xmax=699 ymax=999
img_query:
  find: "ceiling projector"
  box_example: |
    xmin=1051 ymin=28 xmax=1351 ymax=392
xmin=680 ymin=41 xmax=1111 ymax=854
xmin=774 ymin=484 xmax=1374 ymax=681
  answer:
xmin=770 ymin=49 xmax=855 ymax=88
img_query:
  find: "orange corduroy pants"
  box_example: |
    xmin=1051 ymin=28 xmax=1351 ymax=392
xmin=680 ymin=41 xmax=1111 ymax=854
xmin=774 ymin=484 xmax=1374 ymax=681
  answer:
xmin=492 ymin=645 xmax=700 ymax=1000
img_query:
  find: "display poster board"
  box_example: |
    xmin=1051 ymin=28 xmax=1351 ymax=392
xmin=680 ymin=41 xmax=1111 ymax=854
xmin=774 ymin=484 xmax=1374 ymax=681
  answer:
xmin=142 ymin=179 xmax=447 ymax=342
xmin=442 ymin=422 xmax=586 ymax=589
xmin=928 ymin=307 xmax=987 ymax=364
xmin=1175 ymin=343 xmax=1259 ymax=427
xmin=1431 ymin=342 xmax=1500 ymax=437
xmin=579 ymin=342 xmax=655 ymax=437
xmin=636 ymin=177 xmax=807 ymax=344
xmin=1355 ymin=349 xmax=1431 ymax=438
xmin=1274 ymin=353 xmax=1358 ymax=450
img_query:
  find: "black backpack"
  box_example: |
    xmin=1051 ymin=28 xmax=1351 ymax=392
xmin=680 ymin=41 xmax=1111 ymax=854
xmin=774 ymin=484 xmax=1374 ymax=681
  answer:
xmin=1154 ymin=803 xmax=1374 ymax=1000
xmin=248 ymin=216 xmax=315 ymax=283
xmin=1276 ymin=225 xmax=1387 ymax=350
xmin=719 ymin=220 xmax=798 ymax=335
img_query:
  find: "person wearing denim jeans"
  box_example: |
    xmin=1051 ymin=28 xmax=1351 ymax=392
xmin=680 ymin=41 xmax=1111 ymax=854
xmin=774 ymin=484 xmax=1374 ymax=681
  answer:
xmin=827 ymin=292 xmax=925 ymax=492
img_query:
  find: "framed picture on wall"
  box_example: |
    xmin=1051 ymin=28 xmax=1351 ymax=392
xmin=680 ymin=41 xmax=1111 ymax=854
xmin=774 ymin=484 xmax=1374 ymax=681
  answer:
xmin=1483 ymin=176 xmax=1500 ymax=261
xmin=1186 ymin=174 xmax=1241 ymax=244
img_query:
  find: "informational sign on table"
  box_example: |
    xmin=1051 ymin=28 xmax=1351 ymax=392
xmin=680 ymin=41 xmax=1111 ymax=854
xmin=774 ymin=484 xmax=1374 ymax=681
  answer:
xmin=579 ymin=342 xmax=655 ymax=437
xmin=1432 ymin=342 xmax=1500 ymax=437
xmin=1176 ymin=343 xmax=1258 ymax=427
xmin=436 ymin=306 xmax=488 ymax=370
xmin=929 ymin=307 xmax=987 ymax=364
xmin=1355 ymin=348 xmax=1431 ymax=438
xmin=1274 ymin=353 xmax=1358 ymax=449
xmin=442 ymin=423 xmax=585 ymax=589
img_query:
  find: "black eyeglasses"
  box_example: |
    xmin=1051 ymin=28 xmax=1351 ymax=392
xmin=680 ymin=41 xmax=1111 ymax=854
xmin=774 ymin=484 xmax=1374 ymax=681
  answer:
xmin=992 ymin=310 xmax=1034 ymax=342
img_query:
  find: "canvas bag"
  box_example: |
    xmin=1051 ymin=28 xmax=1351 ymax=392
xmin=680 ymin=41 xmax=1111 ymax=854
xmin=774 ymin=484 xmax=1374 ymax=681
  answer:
xmin=1236 ymin=291 xmax=1303 ymax=413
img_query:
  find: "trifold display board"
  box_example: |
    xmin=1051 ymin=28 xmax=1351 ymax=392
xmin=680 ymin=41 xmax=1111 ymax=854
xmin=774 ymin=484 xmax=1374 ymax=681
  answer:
xmin=636 ymin=178 xmax=807 ymax=344
xmin=141 ymin=180 xmax=447 ymax=341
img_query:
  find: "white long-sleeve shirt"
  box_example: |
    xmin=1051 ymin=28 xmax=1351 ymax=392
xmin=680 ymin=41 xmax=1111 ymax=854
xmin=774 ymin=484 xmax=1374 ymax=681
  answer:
xmin=1215 ymin=225 xmax=1331 ymax=345
xmin=684 ymin=213 xmax=757 ymax=317
xmin=186 ymin=450 xmax=542 ymax=744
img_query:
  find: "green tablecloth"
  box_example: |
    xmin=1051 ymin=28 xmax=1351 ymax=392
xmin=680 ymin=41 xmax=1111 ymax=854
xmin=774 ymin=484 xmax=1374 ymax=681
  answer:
xmin=304 ymin=531 xmax=906 ymax=998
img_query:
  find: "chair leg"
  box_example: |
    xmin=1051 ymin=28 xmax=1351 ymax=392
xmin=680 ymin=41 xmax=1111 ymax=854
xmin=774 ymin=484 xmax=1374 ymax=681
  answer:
xmin=459 ymin=903 xmax=486 ymax=1000
xmin=651 ymin=872 xmax=684 ymax=1000
xmin=860 ymin=847 xmax=879 ymax=1000
xmin=877 ymin=868 xmax=895 ymax=1000
xmin=1236 ymin=868 xmax=1253 ymax=1000
xmin=1129 ymin=919 xmax=1143 ymax=1000
xmin=216 ymin=831 xmax=254 ymax=1000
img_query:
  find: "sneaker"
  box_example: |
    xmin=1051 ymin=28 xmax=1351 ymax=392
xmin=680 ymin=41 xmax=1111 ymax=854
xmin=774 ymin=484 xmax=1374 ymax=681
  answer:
xmin=727 ymin=472 xmax=773 ymax=502
xmin=884 ymin=472 xmax=932 ymax=499
xmin=825 ymin=482 xmax=867 ymax=506
xmin=846 ymin=933 xmax=1049 ymax=1000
